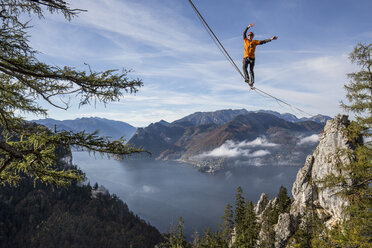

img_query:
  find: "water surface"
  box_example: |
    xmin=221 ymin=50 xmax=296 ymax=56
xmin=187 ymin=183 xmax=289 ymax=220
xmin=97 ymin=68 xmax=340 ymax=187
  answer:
xmin=73 ymin=151 xmax=300 ymax=238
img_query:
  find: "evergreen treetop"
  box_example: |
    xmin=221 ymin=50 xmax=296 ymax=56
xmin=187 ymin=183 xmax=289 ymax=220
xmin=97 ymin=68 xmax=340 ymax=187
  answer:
xmin=342 ymin=43 xmax=372 ymax=132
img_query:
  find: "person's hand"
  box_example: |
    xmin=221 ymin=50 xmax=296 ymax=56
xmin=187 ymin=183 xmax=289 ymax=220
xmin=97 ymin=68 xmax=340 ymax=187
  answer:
xmin=248 ymin=22 xmax=254 ymax=28
xmin=271 ymin=36 xmax=278 ymax=40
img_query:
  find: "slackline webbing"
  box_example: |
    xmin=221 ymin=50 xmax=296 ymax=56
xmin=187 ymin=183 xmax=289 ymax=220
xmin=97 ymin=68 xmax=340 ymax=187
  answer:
xmin=187 ymin=0 xmax=313 ymax=117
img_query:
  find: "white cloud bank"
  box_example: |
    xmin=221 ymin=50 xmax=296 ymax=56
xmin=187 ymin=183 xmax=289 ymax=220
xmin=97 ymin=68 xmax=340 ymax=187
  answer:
xmin=198 ymin=137 xmax=276 ymax=158
xmin=241 ymin=137 xmax=278 ymax=147
xmin=298 ymin=134 xmax=319 ymax=145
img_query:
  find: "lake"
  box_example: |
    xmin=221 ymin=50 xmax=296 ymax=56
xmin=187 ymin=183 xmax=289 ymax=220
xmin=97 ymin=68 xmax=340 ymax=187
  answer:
xmin=73 ymin=151 xmax=301 ymax=239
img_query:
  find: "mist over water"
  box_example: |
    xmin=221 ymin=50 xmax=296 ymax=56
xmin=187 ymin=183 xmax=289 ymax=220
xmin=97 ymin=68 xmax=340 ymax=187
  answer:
xmin=73 ymin=151 xmax=300 ymax=239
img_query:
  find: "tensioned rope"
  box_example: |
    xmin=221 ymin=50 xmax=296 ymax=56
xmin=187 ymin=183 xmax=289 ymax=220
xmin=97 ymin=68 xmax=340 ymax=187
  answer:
xmin=187 ymin=0 xmax=313 ymax=117
xmin=188 ymin=0 xmax=244 ymax=79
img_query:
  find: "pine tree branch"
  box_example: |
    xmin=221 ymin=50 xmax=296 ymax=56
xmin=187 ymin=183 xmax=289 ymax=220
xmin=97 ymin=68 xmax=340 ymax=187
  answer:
xmin=0 ymin=0 xmax=146 ymax=186
xmin=0 ymin=156 xmax=13 ymax=174
xmin=28 ymin=0 xmax=86 ymax=14
xmin=0 ymin=139 xmax=24 ymax=159
xmin=0 ymin=64 xmax=69 ymax=109
xmin=0 ymin=108 xmax=10 ymax=130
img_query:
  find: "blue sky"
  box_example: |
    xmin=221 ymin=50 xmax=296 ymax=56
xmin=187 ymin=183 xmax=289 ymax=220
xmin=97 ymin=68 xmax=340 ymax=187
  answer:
xmin=25 ymin=0 xmax=372 ymax=127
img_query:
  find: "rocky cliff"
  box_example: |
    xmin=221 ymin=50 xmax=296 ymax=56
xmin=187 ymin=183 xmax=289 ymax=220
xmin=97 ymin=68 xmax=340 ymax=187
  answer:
xmin=253 ymin=115 xmax=356 ymax=248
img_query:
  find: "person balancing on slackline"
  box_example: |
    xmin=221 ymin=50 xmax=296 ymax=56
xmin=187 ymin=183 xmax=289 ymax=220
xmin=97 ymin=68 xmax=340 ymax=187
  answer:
xmin=243 ymin=22 xmax=278 ymax=87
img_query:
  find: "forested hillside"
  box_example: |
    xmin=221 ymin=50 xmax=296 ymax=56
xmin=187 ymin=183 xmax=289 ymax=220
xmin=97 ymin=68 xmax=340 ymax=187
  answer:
xmin=0 ymin=148 xmax=163 ymax=248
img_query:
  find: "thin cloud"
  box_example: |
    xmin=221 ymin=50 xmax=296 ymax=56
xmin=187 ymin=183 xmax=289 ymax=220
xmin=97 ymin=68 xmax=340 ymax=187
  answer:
xmin=197 ymin=139 xmax=274 ymax=158
xmin=70 ymin=0 xmax=216 ymax=58
xmin=249 ymin=150 xmax=271 ymax=157
xmin=298 ymin=134 xmax=319 ymax=145
xmin=199 ymin=140 xmax=247 ymax=158
xmin=142 ymin=185 xmax=157 ymax=193
xmin=239 ymin=137 xmax=278 ymax=147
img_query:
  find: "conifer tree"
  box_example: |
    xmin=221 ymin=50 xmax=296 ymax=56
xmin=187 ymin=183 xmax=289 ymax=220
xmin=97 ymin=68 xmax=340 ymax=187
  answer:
xmin=168 ymin=217 xmax=191 ymax=248
xmin=276 ymin=186 xmax=291 ymax=214
xmin=176 ymin=217 xmax=190 ymax=248
xmin=233 ymin=188 xmax=260 ymax=247
xmin=290 ymin=213 xmax=322 ymax=248
xmin=234 ymin=186 xmax=246 ymax=232
xmin=233 ymin=187 xmax=246 ymax=247
xmin=222 ymin=203 xmax=234 ymax=244
xmin=200 ymin=228 xmax=227 ymax=248
xmin=341 ymin=43 xmax=372 ymax=130
xmin=192 ymin=230 xmax=200 ymax=248
xmin=200 ymin=228 xmax=213 ymax=248
xmin=243 ymin=201 xmax=259 ymax=248
xmin=337 ymin=43 xmax=371 ymax=246
xmin=0 ymin=0 xmax=145 ymax=186
xmin=259 ymin=204 xmax=276 ymax=248
xmin=314 ymin=43 xmax=372 ymax=246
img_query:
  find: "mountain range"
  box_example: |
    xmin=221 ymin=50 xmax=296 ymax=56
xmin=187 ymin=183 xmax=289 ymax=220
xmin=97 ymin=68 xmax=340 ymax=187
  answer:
xmin=129 ymin=110 xmax=329 ymax=172
xmin=32 ymin=117 xmax=136 ymax=141
xmin=174 ymin=109 xmax=331 ymax=125
xmin=32 ymin=110 xmax=330 ymax=172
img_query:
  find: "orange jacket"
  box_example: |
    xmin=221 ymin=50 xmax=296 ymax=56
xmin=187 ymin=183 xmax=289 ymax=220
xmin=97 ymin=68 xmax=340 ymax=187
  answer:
xmin=243 ymin=26 xmax=272 ymax=58
xmin=244 ymin=38 xmax=261 ymax=58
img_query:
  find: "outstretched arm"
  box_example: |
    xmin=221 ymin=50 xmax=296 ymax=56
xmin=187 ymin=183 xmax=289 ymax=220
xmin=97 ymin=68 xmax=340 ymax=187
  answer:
xmin=259 ymin=36 xmax=278 ymax=45
xmin=243 ymin=23 xmax=254 ymax=39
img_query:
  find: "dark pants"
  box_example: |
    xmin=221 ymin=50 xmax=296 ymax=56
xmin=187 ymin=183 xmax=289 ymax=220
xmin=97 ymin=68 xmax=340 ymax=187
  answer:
xmin=242 ymin=57 xmax=255 ymax=84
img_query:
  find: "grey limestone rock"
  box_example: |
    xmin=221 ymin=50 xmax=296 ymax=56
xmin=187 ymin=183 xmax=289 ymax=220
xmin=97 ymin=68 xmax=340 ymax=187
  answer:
xmin=255 ymin=193 xmax=269 ymax=216
xmin=274 ymin=115 xmax=354 ymax=247
xmin=275 ymin=213 xmax=295 ymax=248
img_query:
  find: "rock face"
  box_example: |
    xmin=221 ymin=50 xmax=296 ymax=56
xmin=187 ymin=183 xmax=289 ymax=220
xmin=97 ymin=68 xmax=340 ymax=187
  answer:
xmin=275 ymin=213 xmax=295 ymax=248
xmin=274 ymin=115 xmax=354 ymax=247
xmin=255 ymin=193 xmax=269 ymax=217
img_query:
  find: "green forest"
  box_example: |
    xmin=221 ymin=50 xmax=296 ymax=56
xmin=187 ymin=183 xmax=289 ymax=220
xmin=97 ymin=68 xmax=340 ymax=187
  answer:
xmin=163 ymin=186 xmax=291 ymax=248
xmin=0 ymin=148 xmax=163 ymax=248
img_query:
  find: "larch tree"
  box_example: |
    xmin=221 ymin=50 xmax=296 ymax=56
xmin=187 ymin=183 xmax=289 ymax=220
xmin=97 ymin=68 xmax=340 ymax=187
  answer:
xmin=0 ymin=0 xmax=145 ymax=187
xmin=342 ymin=43 xmax=372 ymax=129
xmin=338 ymin=42 xmax=372 ymax=246
xmin=313 ymin=43 xmax=372 ymax=246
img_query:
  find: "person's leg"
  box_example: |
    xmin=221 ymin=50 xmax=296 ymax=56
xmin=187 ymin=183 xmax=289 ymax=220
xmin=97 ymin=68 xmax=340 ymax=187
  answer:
xmin=249 ymin=58 xmax=255 ymax=85
xmin=242 ymin=58 xmax=249 ymax=82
